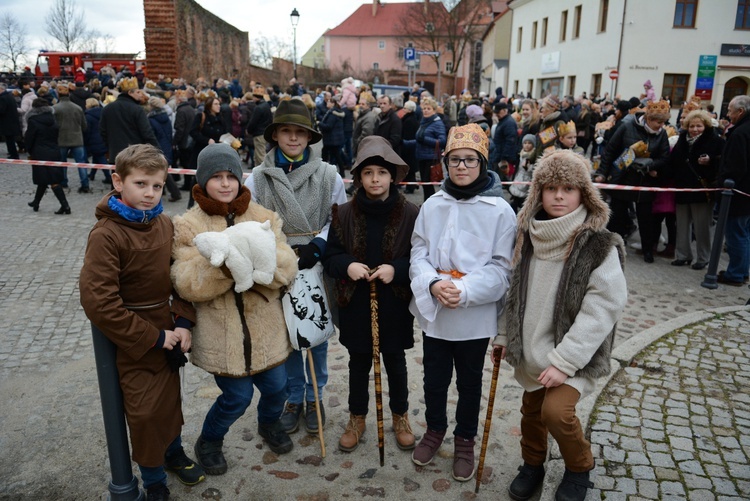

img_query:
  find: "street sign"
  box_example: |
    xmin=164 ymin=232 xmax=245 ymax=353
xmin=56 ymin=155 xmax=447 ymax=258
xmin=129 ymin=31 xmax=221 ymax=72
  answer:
xmin=418 ymin=51 xmax=441 ymax=56
xmin=404 ymin=47 xmax=415 ymax=61
xmin=609 ymin=70 xmax=619 ymax=80
xmin=696 ymin=55 xmax=717 ymax=101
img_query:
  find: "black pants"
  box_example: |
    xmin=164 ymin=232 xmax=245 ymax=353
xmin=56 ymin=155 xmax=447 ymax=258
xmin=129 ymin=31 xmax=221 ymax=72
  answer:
xmin=418 ymin=159 xmax=437 ymax=201
xmin=347 ymin=351 xmax=408 ymax=416
xmin=322 ymin=145 xmax=345 ymax=177
xmin=607 ymin=197 xmax=636 ymax=240
xmin=5 ymin=136 xmax=19 ymax=159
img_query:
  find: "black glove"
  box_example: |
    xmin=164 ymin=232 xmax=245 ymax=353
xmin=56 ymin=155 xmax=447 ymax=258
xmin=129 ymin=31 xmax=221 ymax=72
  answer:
xmin=632 ymin=157 xmax=654 ymax=173
xmin=165 ymin=342 xmax=188 ymax=372
xmin=294 ymin=242 xmax=322 ymax=270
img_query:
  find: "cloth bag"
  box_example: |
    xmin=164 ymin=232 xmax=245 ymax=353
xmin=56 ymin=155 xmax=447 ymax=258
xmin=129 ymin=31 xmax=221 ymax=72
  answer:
xmin=282 ymin=262 xmax=335 ymax=350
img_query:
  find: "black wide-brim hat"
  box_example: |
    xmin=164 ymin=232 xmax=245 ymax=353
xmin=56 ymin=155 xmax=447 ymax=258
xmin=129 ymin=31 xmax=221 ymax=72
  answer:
xmin=263 ymin=99 xmax=322 ymax=145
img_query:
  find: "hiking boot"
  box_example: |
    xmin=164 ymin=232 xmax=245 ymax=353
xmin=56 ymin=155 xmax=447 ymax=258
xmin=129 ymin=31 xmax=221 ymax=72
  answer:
xmin=452 ymin=436 xmax=475 ymax=482
xmin=555 ymin=468 xmax=593 ymax=501
xmin=194 ymin=435 xmax=227 ymax=475
xmin=411 ymin=428 xmax=446 ymax=466
xmin=165 ymin=447 xmax=206 ymax=486
xmin=258 ymin=420 xmax=294 ymax=454
xmin=305 ymin=400 xmax=325 ymax=434
xmin=508 ymin=463 xmax=546 ymax=500
xmin=392 ymin=413 xmax=415 ymax=450
xmin=145 ymin=483 xmax=170 ymax=501
xmin=280 ymin=402 xmax=303 ymax=433
xmin=338 ymin=413 xmax=366 ymax=452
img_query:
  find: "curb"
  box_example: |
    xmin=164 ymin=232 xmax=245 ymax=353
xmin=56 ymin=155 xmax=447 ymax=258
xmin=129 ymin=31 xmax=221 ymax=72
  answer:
xmin=538 ymin=304 xmax=750 ymax=500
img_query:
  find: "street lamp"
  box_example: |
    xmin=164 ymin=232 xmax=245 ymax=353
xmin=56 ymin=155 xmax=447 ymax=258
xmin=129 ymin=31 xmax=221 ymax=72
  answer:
xmin=290 ymin=8 xmax=300 ymax=80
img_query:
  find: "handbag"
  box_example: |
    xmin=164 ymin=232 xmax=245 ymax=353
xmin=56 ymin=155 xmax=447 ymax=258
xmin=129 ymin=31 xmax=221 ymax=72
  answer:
xmin=282 ymin=262 xmax=336 ymax=351
xmin=429 ymin=140 xmax=444 ymax=183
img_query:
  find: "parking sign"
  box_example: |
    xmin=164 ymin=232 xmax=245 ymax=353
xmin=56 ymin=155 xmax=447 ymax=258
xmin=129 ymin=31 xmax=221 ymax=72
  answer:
xmin=404 ymin=47 xmax=415 ymax=61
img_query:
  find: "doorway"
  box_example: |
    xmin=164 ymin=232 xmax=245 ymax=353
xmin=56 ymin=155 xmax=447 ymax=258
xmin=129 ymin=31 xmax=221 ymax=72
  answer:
xmin=720 ymin=76 xmax=748 ymax=118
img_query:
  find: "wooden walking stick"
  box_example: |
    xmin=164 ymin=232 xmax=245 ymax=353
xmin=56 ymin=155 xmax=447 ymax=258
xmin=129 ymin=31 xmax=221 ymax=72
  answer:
xmin=475 ymin=358 xmax=501 ymax=493
xmin=306 ymin=349 xmax=326 ymax=458
xmin=369 ymin=271 xmax=385 ymax=466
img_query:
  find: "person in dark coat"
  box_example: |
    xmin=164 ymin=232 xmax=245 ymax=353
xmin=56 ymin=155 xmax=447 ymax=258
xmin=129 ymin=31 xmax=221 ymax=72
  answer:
xmin=25 ymin=98 xmax=70 ymax=214
xmin=375 ymin=95 xmax=403 ymax=153
xmin=0 ymin=81 xmax=21 ymax=159
xmin=402 ymin=97 xmax=447 ymax=201
xmin=318 ymin=96 xmax=346 ymax=177
xmin=246 ymin=88 xmax=272 ymax=166
xmin=70 ymin=82 xmax=92 ymax=111
xmin=83 ymin=98 xmax=111 ymax=183
xmin=100 ymin=77 xmax=159 ymax=164
xmin=401 ymin=100 xmax=420 ymax=193
xmin=187 ymin=96 xmax=227 ymax=208
xmin=148 ymin=96 xmax=182 ymax=202
xmin=490 ymin=102 xmax=519 ymax=179
xmin=172 ymin=89 xmax=196 ymax=175
xmin=323 ymin=135 xmax=419 ymax=453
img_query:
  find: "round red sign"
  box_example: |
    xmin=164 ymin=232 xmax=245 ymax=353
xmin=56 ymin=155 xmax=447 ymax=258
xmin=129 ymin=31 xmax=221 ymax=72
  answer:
xmin=609 ymin=70 xmax=619 ymax=80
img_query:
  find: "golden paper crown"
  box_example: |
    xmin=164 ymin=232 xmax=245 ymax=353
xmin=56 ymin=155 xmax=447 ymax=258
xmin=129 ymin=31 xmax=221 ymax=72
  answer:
xmin=118 ymin=77 xmax=139 ymax=92
xmin=683 ymin=101 xmax=701 ymax=113
xmin=556 ymin=120 xmax=577 ymax=136
xmin=144 ymin=80 xmax=158 ymax=90
xmin=688 ymin=95 xmax=702 ymax=105
xmin=664 ymin=125 xmax=678 ymax=138
xmin=444 ymin=123 xmax=489 ymax=159
xmin=645 ymin=100 xmax=671 ymax=117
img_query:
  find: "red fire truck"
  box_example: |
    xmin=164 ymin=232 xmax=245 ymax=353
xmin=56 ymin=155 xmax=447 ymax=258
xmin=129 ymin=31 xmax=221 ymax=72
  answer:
xmin=34 ymin=50 xmax=146 ymax=80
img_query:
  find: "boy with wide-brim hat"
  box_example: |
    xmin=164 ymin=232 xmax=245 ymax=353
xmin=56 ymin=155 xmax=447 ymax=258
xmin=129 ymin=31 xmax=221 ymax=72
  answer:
xmin=245 ymin=97 xmax=347 ymax=436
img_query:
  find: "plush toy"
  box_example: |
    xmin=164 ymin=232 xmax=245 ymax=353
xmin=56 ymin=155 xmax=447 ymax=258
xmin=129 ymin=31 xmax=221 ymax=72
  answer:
xmin=193 ymin=220 xmax=277 ymax=293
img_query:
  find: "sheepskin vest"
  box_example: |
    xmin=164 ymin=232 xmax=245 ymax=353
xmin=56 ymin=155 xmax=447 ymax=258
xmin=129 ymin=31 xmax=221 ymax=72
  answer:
xmin=505 ymin=228 xmax=625 ymax=379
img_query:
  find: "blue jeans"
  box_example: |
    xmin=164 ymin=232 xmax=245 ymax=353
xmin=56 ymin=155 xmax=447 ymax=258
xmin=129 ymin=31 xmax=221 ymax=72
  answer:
xmin=286 ymin=341 xmax=328 ymax=404
xmin=138 ymin=436 xmax=182 ymax=488
xmin=201 ymin=364 xmax=288 ymax=442
xmin=724 ymin=214 xmax=750 ymax=282
xmin=60 ymin=146 xmax=88 ymax=188
xmin=422 ymin=334 xmax=489 ymax=439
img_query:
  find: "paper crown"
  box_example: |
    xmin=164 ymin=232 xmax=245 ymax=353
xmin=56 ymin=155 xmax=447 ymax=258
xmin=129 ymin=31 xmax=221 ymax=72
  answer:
xmin=683 ymin=101 xmax=701 ymax=114
xmin=645 ymin=100 xmax=671 ymax=117
xmin=556 ymin=120 xmax=577 ymax=136
xmin=542 ymin=94 xmax=561 ymax=111
xmin=664 ymin=125 xmax=678 ymax=138
xmin=118 ymin=77 xmax=139 ymax=92
xmin=444 ymin=123 xmax=489 ymax=159
xmin=688 ymin=95 xmax=702 ymax=105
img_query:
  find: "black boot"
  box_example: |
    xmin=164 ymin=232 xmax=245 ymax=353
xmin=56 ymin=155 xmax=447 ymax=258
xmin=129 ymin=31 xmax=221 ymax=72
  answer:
xmin=51 ymin=185 xmax=71 ymax=215
xmin=508 ymin=463 xmax=546 ymax=500
xmin=194 ymin=435 xmax=227 ymax=475
xmin=28 ymin=185 xmax=47 ymax=212
xmin=555 ymin=468 xmax=593 ymax=501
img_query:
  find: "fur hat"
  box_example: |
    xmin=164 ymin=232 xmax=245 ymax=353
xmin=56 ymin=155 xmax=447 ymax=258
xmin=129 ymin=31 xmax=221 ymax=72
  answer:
xmin=444 ymin=123 xmax=489 ymax=160
xmin=555 ymin=120 xmax=577 ymax=136
xmin=263 ymin=98 xmax=322 ymax=145
xmin=118 ymin=77 xmax=139 ymax=92
xmin=541 ymin=94 xmax=561 ymax=111
xmin=351 ymin=136 xmax=409 ymax=187
xmin=514 ymin=149 xmax=610 ymax=265
xmin=196 ymin=143 xmax=244 ymax=191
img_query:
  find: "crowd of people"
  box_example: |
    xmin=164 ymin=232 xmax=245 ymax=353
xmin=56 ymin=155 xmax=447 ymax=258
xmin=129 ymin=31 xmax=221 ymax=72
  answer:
xmin=2 ymin=66 xmax=749 ymax=501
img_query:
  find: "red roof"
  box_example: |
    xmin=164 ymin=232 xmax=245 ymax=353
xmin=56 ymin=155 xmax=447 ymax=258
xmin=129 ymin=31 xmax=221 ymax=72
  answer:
xmin=326 ymin=1 xmax=449 ymax=37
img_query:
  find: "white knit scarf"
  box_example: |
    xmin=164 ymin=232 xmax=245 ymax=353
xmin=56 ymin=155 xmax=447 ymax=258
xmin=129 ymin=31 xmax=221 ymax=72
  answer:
xmin=529 ymin=204 xmax=588 ymax=261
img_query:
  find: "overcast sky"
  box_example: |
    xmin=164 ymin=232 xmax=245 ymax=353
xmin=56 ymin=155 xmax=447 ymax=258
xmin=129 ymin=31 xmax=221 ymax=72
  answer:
xmin=4 ymin=0 xmax=371 ymax=65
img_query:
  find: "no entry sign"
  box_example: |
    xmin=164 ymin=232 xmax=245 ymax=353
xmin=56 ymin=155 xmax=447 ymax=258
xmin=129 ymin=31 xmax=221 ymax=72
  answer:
xmin=609 ymin=70 xmax=619 ymax=80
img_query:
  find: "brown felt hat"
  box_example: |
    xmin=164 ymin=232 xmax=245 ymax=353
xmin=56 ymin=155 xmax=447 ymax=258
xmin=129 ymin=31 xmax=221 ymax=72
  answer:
xmin=263 ymin=98 xmax=322 ymax=145
xmin=351 ymin=136 xmax=409 ymax=187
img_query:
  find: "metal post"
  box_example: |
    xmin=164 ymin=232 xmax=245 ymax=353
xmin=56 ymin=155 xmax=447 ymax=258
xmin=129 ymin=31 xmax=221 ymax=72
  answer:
xmin=91 ymin=324 xmax=143 ymax=501
xmin=702 ymin=179 xmax=735 ymax=289
xmin=293 ymin=27 xmax=297 ymax=80
xmin=290 ymin=8 xmax=300 ymax=80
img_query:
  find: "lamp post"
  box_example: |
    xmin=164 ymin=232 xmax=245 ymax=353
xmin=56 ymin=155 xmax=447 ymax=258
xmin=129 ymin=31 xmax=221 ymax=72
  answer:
xmin=290 ymin=8 xmax=300 ymax=80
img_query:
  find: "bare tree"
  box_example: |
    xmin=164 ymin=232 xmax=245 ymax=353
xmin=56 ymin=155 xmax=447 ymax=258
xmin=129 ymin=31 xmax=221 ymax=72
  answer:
xmin=251 ymin=34 xmax=293 ymax=69
xmin=0 ymin=11 xmax=31 ymax=72
xmin=45 ymin=0 xmax=88 ymax=51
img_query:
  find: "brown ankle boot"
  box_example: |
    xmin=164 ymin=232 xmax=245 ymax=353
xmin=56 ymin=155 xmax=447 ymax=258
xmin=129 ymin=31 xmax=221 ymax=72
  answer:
xmin=392 ymin=413 xmax=415 ymax=450
xmin=339 ymin=414 xmax=366 ymax=452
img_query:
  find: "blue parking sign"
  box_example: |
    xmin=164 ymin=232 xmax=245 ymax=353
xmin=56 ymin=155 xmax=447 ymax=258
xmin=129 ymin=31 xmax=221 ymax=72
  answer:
xmin=404 ymin=47 xmax=415 ymax=61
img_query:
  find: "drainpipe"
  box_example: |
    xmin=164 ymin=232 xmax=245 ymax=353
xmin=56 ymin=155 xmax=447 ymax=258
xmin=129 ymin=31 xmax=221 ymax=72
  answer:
xmin=615 ymin=0 xmax=627 ymax=97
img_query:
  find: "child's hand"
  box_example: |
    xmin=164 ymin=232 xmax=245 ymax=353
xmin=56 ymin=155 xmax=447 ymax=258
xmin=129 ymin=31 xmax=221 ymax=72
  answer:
xmin=174 ymin=327 xmax=192 ymax=352
xmin=162 ymin=330 xmax=181 ymax=351
xmin=368 ymin=264 xmax=395 ymax=284
xmin=491 ymin=345 xmax=505 ymax=365
xmin=538 ymin=366 xmax=568 ymax=388
xmin=347 ymin=262 xmax=370 ymax=281
xmin=430 ymin=279 xmax=461 ymax=309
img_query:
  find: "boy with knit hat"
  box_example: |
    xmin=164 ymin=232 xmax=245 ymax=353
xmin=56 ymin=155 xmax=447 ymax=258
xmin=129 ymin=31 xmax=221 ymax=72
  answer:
xmin=245 ymin=98 xmax=348 ymax=435
xmin=171 ymin=143 xmax=299 ymax=474
xmin=493 ymin=149 xmax=627 ymax=501
xmin=409 ymin=123 xmax=516 ymax=481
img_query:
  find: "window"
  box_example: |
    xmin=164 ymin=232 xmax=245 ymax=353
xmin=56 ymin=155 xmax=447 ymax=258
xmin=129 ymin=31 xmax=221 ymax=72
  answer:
xmin=663 ymin=73 xmax=690 ymax=105
xmin=542 ymin=17 xmax=548 ymax=46
xmin=425 ymin=22 xmax=435 ymax=32
xmin=573 ymin=5 xmax=582 ymax=38
xmin=592 ymin=73 xmax=602 ymax=98
xmin=528 ymin=79 xmax=534 ymax=97
xmin=514 ymin=80 xmax=519 ymax=95
xmin=378 ymin=40 xmax=385 ymax=50
xmin=373 ymin=62 xmax=379 ymax=70
xmin=736 ymin=0 xmax=750 ymax=29
xmin=517 ymin=27 xmax=523 ymax=52
xmin=446 ymin=42 xmax=454 ymax=52
xmin=568 ymin=75 xmax=576 ymax=96
xmin=532 ymin=21 xmax=538 ymax=49
xmin=599 ymin=0 xmax=609 ymax=32
xmin=446 ymin=61 xmax=454 ymax=72
xmin=398 ymin=47 xmax=404 ymax=58
xmin=560 ymin=11 xmax=568 ymax=42
xmin=674 ymin=0 xmax=697 ymax=27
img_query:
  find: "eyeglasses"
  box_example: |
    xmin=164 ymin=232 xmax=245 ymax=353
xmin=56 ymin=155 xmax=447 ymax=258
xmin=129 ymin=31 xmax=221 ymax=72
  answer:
xmin=445 ymin=156 xmax=480 ymax=169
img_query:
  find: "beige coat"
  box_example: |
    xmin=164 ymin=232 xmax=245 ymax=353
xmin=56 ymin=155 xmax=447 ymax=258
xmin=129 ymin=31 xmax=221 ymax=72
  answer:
xmin=172 ymin=203 xmax=298 ymax=376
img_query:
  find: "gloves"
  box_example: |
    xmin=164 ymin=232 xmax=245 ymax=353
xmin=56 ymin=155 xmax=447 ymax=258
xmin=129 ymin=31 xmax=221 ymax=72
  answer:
xmin=632 ymin=157 xmax=654 ymax=173
xmin=165 ymin=342 xmax=188 ymax=372
xmin=294 ymin=242 xmax=322 ymax=270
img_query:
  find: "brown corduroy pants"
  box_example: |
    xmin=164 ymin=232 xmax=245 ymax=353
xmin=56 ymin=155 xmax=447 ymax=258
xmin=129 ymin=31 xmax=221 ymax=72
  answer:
xmin=519 ymin=384 xmax=594 ymax=472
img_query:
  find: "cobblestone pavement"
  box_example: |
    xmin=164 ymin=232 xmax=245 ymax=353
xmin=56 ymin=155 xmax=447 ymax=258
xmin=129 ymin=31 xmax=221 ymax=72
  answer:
xmin=1 ymin=151 xmax=749 ymax=500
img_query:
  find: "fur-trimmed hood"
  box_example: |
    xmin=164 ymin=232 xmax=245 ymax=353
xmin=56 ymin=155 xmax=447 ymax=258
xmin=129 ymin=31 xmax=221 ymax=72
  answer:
xmin=513 ymin=149 xmax=610 ymax=265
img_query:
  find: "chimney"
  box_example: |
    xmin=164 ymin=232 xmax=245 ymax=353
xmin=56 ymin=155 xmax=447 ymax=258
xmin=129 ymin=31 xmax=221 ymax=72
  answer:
xmin=424 ymin=0 xmax=429 ymax=15
xmin=373 ymin=0 xmax=378 ymax=17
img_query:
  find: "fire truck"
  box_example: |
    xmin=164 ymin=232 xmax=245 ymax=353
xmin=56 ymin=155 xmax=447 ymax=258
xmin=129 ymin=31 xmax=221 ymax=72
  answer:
xmin=34 ymin=50 xmax=146 ymax=80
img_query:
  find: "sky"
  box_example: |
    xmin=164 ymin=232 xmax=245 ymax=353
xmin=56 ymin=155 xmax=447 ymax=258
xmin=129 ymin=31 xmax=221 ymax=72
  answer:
xmin=3 ymin=0 xmax=372 ymax=67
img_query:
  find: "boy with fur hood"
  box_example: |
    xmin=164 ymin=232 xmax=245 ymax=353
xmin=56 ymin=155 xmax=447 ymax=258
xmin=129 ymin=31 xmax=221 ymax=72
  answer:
xmin=492 ymin=149 xmax=627 ymax=501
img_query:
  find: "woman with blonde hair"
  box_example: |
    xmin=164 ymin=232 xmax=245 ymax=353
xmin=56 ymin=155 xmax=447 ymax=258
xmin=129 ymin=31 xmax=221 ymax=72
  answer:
xmin=403 ymin=97 xmax=447 ymax=201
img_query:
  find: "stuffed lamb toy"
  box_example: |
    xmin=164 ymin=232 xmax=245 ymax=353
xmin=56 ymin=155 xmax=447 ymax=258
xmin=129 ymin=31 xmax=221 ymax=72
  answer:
xmin=193 ymin=220 xmax=277 ymax=293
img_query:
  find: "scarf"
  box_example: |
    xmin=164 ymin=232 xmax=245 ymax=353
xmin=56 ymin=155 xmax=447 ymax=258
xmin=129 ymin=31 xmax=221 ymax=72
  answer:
xmin=355 ymin=185 xmax=398 ymax=216
xmin=107 ymin=195 xmax=163 ymax=223
xmin=529 ymin=204 xmax=588 ymax=261
xmin=442 ymin=166 xmax=493 ymax=200
xmin=686 ymin=133 xmax=701 ymax=148
xmin=192 ymin=185 xmax=252 ymax=218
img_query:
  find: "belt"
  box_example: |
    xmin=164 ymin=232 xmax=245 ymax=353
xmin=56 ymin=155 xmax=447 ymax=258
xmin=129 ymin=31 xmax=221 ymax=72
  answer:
xmin=436 ymin=269 xmax=466 ymax=279
xmin=123 ymin=299 xmax=169 ymax=310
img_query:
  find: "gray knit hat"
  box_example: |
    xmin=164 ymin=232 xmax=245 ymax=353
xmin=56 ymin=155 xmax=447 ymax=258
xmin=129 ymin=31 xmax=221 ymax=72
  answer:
xmin=196 ymin=143 xmax=243 ymax=190
xmin=522 ymin=134 xmax=537 ymax=146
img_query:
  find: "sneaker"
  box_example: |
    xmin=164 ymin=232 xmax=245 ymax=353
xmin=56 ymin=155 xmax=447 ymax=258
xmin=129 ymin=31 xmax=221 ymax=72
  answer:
xmin=258 ymin=420 xmax=294 ymax=454
xmin=452 ymin=436 xmax=475 ymax=482
xmin=392 ymin=413 xmax=415 ymax=450
xmin=305 ymin=400 xmax=325 ymax=434
xmin=165 ymin=447 xmax=206 ymax=486
xmin=411 ymin=428 xmax=446 ymax=466
xmin=555 ymin=468 xmax=593 ymax=501
xmin=508 ymin=463 xmax=546 ymax=500
xmin=280 ymin=402 xmax=303 ymax=433
xmin=145 ymin=483 xmax=170 ymax=501
xmin=194 ymin=435 xmax=227 ymax=475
